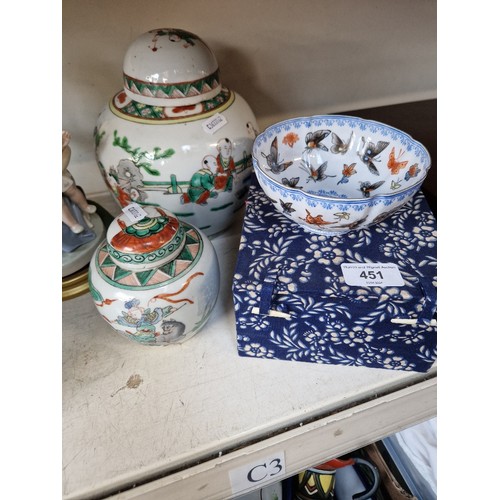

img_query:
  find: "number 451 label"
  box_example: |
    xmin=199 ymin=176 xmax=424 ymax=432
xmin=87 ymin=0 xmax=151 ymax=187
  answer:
xmin=341 ymin=263 xmax=404 ymax=287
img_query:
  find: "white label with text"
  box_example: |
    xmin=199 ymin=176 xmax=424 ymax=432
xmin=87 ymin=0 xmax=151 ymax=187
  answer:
xmin=202 ymin=112 xmax=228 ymax=134
xmin=228 ymin=451 xmax=286 ymax=495
xmin=122 ymin=202 xmax=148 ymax=223
xmin=341 ymin=263 xmax=404 ymax=287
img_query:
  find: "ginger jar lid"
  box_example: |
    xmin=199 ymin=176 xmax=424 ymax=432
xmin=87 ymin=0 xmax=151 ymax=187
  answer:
xmin=106 ymin=206 xmax=186 ymax=271
xmin=122 ymin=28 xmax=222 ymax=107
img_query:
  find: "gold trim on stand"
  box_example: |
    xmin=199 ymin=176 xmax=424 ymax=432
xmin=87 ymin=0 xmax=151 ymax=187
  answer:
xmin=62 ymin=266 xmax=90 ymax=301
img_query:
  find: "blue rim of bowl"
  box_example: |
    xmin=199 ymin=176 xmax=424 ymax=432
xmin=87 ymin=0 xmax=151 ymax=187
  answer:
xmin=252 ymin=114 xmax=432 ymax=203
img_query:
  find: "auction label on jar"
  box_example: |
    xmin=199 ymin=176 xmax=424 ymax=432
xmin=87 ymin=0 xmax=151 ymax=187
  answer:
xmin=228 ymin=451 xmax=286 ymax=495
xmin=341 ymin=263 xmax=404 ymax=287
xmin=122 ymin=202 xmax=148 ymax=223
xmin=202 ymin=112 xmax=228 ymax=134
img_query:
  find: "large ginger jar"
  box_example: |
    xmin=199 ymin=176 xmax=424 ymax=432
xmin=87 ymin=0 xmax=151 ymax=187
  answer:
xmin=88 ymin=205 xmax=220 ymax=346
xmin=94 ymin=28 xmax=259 ymax=237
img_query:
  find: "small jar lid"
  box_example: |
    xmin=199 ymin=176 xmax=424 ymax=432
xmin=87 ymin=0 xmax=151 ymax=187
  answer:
xmin=122 ymin=28 xmax=222 ymax=107
xmin=106 ymin=206 xmax=186 ymax=271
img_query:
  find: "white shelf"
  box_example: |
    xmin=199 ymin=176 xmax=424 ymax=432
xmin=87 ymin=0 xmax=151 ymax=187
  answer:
xmin=62 ymin=203 xmax=436 ymax=500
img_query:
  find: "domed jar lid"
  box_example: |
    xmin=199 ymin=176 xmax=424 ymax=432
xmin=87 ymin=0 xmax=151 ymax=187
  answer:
xmin=106 ymin=205 xmax=186 ymax=271
xmin=122 ymin=28 xmax=222 ymax=107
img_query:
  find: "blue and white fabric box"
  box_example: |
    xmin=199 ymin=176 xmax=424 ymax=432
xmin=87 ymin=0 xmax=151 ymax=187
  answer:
xmin=232 ymin=175 xmax=437 ymax=373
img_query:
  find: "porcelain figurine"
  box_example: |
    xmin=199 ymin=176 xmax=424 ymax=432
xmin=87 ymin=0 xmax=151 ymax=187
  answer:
xmin=94 ymin=28 xmax=259 ymax=237
xmin=62 ymin=130 xmax=101 ymax=256
xmin=88 ymin=205 xmax=220 ymax=345
xmin=63 ymin=130 xmax=97 ymax=234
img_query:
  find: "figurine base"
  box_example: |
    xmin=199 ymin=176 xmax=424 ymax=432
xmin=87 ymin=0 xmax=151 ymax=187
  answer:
xmin=62 ymin=213 xmax=105 ymax=278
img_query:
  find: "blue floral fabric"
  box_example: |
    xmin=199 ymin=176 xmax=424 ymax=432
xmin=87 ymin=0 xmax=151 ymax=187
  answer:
xmin=232 ymin=175 xmax=437 ymax=372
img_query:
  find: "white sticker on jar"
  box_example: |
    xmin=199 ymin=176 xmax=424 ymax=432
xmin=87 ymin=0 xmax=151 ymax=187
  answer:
xmin=202 ymin=112 xmax=228 ymax=134
xmin=122 ymin=203 xmax=148 ymax=223
xmin=341 ymin=263 xmax=404 ymax=287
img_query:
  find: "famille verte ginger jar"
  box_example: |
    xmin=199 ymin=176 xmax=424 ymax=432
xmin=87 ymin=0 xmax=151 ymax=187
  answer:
xmin=94 ymin=28 xmax=259 ymax=237
xmin=88 ymin=205 xmax=220 ymax=346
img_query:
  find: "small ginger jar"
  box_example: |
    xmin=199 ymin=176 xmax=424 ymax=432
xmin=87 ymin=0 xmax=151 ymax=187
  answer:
xmin=88 ymin=205 xmax=220 ymax=346
xmin=94 ymin=28 xmax=259 ymax=237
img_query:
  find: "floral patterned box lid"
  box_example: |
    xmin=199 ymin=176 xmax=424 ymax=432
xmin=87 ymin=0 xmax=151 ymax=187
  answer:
xmin=232 ymin=175 xmax=437 ymax=372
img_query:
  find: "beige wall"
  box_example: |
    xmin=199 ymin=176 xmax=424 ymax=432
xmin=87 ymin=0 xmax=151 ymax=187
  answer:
xmin=62 ymin=0 xmax=436 ymax=197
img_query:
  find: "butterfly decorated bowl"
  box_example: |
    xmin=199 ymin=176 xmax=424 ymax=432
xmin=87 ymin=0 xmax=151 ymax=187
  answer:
xmin=252 ymin=115 xmax=431 ymax=234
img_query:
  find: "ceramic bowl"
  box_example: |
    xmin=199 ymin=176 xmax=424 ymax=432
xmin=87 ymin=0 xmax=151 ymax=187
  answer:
xmin=252 ymin=115 xmax=431 ymax=234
